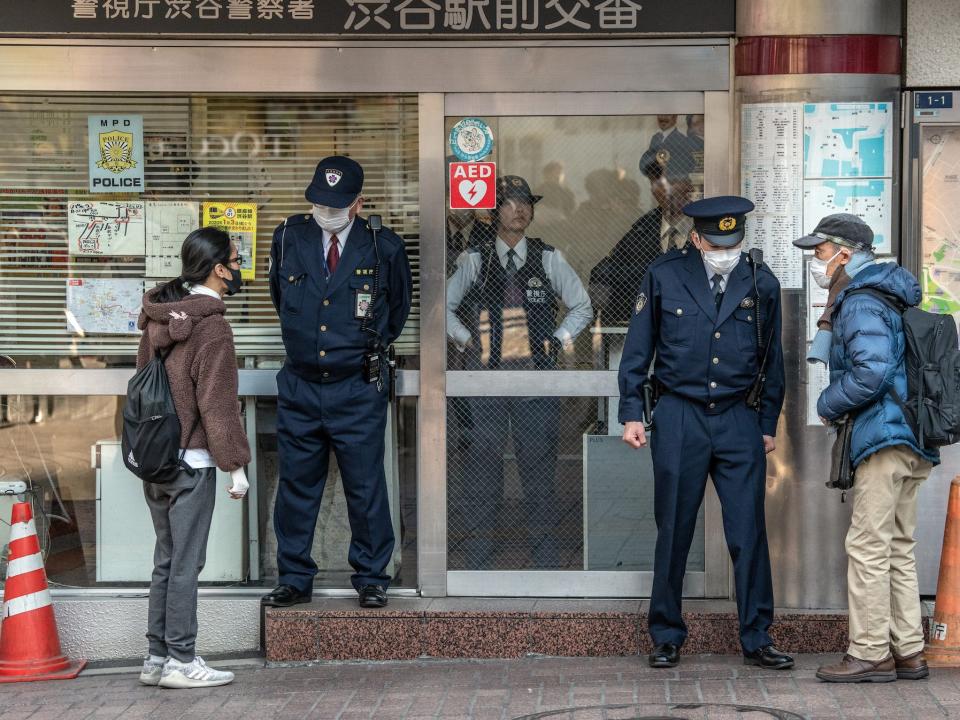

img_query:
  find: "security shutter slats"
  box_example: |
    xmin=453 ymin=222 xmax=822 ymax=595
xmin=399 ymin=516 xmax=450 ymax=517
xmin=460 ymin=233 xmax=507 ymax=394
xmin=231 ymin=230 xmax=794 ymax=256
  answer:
xmin=0 ymin=94 xmax=420 ymax=359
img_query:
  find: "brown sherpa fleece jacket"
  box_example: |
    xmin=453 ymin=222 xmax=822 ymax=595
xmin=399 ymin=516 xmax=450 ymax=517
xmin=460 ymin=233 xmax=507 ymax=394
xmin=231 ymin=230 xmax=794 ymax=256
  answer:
xmin=135 ymin=287 xmax=251 ymax=472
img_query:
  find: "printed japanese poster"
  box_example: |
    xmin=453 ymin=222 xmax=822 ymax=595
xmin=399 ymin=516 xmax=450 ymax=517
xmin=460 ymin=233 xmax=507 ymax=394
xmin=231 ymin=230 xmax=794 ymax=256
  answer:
xmin=145 ymin=200 xmax=199 ymax=277
xmin=202 ymin=202 xmax=257 ymax=280
xmin=740 ymin=103 xmax=804 ymax=289
xmin=67 ymin=200 xmax=146 ymax=256
xmin=806 ymin=355 xmax=831 ymax=426
xmin=65 ymin=278 xmax=144 ymax=336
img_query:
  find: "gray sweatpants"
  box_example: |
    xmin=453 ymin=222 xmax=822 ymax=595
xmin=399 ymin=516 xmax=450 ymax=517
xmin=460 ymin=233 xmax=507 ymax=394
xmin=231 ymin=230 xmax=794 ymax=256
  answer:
xmin=143 ymin=467 xmax=216 ymax=662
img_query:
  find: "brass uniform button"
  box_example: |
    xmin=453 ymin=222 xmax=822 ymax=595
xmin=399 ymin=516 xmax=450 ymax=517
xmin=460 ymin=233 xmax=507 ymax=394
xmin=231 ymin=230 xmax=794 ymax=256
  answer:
xmin=319 ymin=350 xmax=326 ymax=357
xmin=714 ymin=332 xmax=721 ymax=339
xmin=712 ymin=357 xmax=719 ymax=365
xmin=323 ymin=299 xmax=330 ymax=306
xmin=320 ymin=325 xmax=327 ymax=332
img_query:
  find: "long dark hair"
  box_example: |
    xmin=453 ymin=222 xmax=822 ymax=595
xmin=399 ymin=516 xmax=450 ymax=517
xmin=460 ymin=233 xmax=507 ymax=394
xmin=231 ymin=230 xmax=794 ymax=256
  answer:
xmin=154 ymin=226 xmax=232 ymax=303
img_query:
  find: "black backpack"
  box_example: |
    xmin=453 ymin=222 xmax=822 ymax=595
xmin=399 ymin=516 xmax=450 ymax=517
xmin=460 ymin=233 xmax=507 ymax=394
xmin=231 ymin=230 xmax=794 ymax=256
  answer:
xmin=846 ymin=288 xmax=960 ymax=448
xmin=122 ymin=350 xmax=199 ymax=483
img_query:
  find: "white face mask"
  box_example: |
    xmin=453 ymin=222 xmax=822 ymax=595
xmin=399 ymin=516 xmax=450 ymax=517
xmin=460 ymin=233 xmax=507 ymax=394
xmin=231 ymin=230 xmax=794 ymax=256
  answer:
xmin=809 ymin=250 xmax=842 ymax=289
xmin=312 ymin=202 xmax=354 ymax=234
xmin=699 ymin=246 xmax=741 ymax=276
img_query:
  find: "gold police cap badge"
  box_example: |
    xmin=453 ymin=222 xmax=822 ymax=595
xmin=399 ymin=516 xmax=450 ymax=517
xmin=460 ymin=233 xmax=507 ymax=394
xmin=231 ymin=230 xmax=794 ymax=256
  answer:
xmin=718 ymin=216 xmax=737 ymax=232
xmin=635 ymin=292 xmax=647 ymax=314
xmin=655 ymin=149 xmax=671 ymax=167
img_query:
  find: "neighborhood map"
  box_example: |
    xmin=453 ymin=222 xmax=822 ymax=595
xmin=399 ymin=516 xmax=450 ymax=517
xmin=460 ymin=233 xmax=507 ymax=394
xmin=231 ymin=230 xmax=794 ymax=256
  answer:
xmin=921 ymin=126 xmax=960 ymax=315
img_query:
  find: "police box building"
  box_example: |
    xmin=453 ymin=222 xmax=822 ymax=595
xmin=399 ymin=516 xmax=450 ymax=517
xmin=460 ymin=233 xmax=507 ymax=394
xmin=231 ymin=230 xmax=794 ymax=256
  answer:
xmin=0 ymin=0 xmax=956 ymax=661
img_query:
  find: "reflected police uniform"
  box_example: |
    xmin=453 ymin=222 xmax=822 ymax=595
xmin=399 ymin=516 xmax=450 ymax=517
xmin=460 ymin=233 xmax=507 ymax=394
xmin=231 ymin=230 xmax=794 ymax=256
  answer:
xmin=618 ymin=197 xmax=785 ymax=654
xmin=269 ymin=158 xmax=412 ymax=595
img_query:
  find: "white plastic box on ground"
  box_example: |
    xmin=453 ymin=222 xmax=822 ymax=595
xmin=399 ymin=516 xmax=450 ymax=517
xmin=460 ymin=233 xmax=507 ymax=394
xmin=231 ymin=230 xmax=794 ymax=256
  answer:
xmin=94 ymin=440 xmax=245 ymax=582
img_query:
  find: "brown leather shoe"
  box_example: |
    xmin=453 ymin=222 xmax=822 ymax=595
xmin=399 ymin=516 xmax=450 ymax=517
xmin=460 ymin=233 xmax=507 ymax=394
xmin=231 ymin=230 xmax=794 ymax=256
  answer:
xmin=816 ymin=654 xmax=896 ymax=683
xmin=893 ymin=649 xmax=929 ymax=680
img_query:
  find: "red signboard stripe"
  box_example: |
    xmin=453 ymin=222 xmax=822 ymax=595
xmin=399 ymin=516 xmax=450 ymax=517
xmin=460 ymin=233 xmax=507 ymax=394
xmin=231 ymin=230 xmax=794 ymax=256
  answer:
xmin=736 ymin=35 xmax=901 ymax=76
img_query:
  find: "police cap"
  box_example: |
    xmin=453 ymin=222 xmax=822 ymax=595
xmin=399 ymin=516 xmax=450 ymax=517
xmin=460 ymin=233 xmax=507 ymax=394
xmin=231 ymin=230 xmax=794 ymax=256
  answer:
xmin=305 ymin=155 xmax=364 ymax=208
xmin=683 ymin=195 xmax=755 ymax=248
xmin=639 ymin=137 xmax=695 ymax=183
xmin=793 ymin=213 xmax=874 ymax=252
xmin=496 ymin=175 xmax=542 ymax=206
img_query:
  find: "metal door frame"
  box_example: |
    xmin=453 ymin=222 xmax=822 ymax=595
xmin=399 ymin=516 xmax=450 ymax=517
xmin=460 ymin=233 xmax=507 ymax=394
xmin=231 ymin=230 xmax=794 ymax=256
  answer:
xmin=432 ymin=90 xmax=733 ymax=598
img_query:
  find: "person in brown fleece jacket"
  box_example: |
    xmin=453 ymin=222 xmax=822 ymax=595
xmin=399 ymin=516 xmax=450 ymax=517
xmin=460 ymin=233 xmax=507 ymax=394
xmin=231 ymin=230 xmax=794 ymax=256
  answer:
xmin=135 ymin=226 xmax=250 ymax=690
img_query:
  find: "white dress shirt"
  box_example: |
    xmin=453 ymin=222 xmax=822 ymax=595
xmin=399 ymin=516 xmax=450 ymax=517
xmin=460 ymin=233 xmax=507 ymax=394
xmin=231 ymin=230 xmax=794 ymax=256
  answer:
xmin=446 ymin=236 xmax=593 ymax=351
xmin=320 ymin=218 xmax=355 ymax=273
xmin=699 ymin=254 xmax=741 ymax=294
xmin=659 ymin=215 xmax=693 ymax=253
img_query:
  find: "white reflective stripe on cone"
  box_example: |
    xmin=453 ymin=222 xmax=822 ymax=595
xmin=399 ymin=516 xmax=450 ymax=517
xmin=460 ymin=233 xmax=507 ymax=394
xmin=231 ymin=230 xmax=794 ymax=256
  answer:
xmin=6 ymin=552 xmax=45 ymax=578
xmin=2 ymin=589 xmax=53 ymax=619
xmin=8 ymin=520 xmax=36 ymax=543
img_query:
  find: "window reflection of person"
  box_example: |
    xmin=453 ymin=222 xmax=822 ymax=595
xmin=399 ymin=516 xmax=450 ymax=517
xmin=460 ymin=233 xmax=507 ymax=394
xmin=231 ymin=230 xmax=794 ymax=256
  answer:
xmin=589 ymin=142 xmax=696 ymax=327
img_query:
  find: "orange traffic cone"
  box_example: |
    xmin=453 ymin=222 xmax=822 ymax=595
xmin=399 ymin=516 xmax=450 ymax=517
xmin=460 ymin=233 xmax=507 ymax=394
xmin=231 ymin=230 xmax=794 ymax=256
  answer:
xmin=0 ymin=501 xmax=86 ymax=682
xmin=927 ymin=477 xmax=960 ymax=666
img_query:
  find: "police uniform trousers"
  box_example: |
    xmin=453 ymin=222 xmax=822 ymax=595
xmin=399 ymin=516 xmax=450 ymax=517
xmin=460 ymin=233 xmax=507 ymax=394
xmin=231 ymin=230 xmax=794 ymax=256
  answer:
xmin=454 ymin=395 xmax=562 ymax=569
xmin=273 ymin=365 xmax=394 ymax=593
xmin=649 ymin=394 xmax=774 ymax=653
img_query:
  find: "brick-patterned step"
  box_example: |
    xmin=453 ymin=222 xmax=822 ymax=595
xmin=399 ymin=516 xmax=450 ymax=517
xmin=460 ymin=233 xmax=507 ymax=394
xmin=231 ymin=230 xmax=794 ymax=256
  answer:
xmin=264 ymin=598 xmax=854 ymax=662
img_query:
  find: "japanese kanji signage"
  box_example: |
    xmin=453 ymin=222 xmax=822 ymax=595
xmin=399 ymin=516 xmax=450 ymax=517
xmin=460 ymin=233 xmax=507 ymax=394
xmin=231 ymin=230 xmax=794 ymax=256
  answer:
xmin=0 ymin=1 xmax=734 ymax=36
xmin=449 ymin=162 xmax=496 ymax=209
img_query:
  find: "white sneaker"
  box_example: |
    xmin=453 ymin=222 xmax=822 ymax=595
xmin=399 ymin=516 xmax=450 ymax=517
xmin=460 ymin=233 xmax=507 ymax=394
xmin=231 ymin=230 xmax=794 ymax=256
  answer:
xmin=139 ymin=656 xmax=166 ymax=686
xmin=158 ymin=656 xmax=235 ymax=689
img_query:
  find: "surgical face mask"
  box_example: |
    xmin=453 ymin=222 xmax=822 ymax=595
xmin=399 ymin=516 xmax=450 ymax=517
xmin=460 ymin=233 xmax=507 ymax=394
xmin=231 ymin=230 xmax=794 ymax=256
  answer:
xmin=312 ymin=202 xmax=353 ymax=234
xmin=809 ymin=250 xmax=842 ymax=289
xmin=699 ymin=246 xmax=741 ymax=276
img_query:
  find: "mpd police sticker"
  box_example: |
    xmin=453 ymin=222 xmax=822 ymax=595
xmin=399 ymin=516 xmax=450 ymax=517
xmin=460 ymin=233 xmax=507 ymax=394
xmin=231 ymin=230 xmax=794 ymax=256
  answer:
xmin=449 ymin=117 xmax=494 ymax=162
xmin=635 ymin=292 xmax=647 ymax=314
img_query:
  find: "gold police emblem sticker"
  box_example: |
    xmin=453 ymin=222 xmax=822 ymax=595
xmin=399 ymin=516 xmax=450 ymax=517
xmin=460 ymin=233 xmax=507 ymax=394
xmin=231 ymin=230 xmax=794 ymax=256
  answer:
xmin=718 ymin=216 xmax=737 ymax=232
xmin=96 ymin=131 xmax=138 ymax=174
xmin=635 ymin=292 xmax=647 ymax=314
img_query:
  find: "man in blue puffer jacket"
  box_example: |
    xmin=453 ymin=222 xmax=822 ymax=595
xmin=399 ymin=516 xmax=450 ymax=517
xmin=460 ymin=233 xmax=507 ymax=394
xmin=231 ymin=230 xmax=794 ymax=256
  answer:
xmin=795 ymin=214 xmax=939 ymax=684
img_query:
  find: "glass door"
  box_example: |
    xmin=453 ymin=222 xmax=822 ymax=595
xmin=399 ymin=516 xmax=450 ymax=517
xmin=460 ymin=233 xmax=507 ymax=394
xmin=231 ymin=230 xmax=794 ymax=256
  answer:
xmin=441 ymin=92 xmax=730 ymax=597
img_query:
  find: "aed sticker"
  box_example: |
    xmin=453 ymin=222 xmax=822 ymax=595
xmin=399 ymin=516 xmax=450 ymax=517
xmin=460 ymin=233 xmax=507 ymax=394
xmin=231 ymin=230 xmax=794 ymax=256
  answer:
xmin=355 ymin=290 xmax=372 ymax=319
xmin=449 ymin=117 xmax=494 ymax=162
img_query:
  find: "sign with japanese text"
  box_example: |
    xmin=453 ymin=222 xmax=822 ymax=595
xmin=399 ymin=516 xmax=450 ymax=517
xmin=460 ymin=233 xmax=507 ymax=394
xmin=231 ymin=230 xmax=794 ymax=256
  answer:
xmin=202 ymin=202 xmax=258 ymax=280
xmin=0 ymin=1 xmax=734 ymax=36
xmin=449 ymin=161 xmax=496 ymax=209
xmin=87 ymin=115 xmax=145 ymax=193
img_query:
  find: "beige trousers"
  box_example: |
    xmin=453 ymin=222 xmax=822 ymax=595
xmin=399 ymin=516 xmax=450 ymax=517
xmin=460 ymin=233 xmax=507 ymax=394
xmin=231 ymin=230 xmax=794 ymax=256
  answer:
xmin=846 ymin=444 xmax=933 ymax=661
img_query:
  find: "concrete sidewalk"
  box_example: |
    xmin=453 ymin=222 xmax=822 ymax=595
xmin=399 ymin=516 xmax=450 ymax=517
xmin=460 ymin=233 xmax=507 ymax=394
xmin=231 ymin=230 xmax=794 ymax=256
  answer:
xmin=3 ymin=653 xmax=960 ymax=719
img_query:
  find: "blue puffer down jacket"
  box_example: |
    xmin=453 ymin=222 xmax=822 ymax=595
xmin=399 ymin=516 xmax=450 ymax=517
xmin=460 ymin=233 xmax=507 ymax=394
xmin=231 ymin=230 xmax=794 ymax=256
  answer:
xmin=817 ymin=262 xmax=940 ymax=468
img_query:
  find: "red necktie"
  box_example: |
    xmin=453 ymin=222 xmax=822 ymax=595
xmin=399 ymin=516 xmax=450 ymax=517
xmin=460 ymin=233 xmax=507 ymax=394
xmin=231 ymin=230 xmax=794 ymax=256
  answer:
xmin=327 ymin=234 xmax=339 ymax=276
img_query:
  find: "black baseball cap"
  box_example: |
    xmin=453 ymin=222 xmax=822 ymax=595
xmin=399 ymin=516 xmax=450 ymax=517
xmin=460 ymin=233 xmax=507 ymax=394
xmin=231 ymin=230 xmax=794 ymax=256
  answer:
xmin=305 ymin=155 xmax=364 ymax=208
xmin=793 ymin=213 xmax=875 ymax=251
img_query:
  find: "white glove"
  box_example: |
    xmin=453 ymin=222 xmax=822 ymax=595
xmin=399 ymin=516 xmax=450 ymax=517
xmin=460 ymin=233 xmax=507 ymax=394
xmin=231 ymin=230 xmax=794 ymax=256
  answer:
xmin=227 ymin=468 xmax=249 ymax=499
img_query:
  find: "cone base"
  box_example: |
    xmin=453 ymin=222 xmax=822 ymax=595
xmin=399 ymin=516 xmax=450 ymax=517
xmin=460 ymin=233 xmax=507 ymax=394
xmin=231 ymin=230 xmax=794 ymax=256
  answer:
xmin=925 ymin=643 xmax=960 ymax=667
xmin=0 ymin=657 xmax=86 ymax=683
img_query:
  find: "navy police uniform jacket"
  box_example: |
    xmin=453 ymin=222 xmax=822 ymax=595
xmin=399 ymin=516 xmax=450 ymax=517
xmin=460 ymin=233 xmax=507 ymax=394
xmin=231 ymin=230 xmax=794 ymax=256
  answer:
xmin=269 ymin=214 xmax=413 ymax=380
xmin=618 ymin=246 xmax=785 ymax=437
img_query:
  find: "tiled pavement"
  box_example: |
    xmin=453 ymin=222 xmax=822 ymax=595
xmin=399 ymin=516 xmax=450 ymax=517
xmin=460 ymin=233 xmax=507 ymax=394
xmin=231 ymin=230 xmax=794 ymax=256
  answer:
xmin=4 ymin=654 xmax=960 ymax=719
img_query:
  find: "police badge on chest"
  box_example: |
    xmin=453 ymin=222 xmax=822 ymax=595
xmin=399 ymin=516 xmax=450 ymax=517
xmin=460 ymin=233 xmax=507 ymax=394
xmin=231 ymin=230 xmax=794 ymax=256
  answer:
xmin=526 ymin=276 xmax=548 ymax=304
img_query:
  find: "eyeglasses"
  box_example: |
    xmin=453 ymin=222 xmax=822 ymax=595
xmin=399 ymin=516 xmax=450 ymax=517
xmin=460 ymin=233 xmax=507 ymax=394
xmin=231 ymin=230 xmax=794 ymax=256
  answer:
xmin=225 ymin=255 xmax=244 ymax=268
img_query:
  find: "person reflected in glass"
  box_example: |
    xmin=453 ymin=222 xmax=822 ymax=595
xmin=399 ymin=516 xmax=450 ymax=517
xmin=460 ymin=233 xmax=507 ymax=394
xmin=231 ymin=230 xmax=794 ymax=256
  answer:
xmin=445 ymin=175 xmax=593 ymax=569
xmin=590 ymin=141 xmax=696 ymax=327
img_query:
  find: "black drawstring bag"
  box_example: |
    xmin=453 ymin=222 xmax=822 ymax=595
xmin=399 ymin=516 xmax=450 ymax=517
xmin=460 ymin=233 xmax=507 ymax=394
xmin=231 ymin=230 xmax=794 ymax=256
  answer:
xmin=122 ymin=349 xmax=198 ymax=484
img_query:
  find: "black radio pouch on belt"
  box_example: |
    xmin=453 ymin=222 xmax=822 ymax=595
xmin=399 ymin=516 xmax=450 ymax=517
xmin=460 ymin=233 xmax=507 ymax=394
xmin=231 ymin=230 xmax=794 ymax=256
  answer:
xmin=363 ymin=352 xmax=382 ymax=384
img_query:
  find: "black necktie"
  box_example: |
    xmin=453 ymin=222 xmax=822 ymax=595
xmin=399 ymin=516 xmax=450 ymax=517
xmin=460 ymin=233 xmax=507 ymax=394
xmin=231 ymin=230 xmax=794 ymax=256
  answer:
xmin=711 ymin=273 xmax=724 ymax=308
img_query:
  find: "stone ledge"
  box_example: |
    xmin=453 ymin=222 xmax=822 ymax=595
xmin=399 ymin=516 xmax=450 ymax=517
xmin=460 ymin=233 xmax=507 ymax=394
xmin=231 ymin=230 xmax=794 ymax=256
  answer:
xmin=264 ymin=599 xmax=852 ymax=662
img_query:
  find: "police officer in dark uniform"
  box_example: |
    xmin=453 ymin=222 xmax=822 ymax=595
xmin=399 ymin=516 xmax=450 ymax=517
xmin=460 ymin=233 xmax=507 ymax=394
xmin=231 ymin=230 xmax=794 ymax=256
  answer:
xmin=446 ymin=175 xmax=592 ymax=569
xmin=262 ymin=156 xmax=413 ymax=609
xmin=618 ymin=196 xmax=792 ymax=669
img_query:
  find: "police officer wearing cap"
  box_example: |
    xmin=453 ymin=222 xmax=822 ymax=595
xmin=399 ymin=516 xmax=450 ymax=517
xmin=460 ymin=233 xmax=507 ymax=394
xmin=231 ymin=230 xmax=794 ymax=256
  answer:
xmin=619 ymin=196 xmax=791 ymax=669
xmin=263 ymin=156 xmax=413 ymax=609
xmin=590 ymin=140 xmax=696 ymax=326
xmin=446 ymin=175 xmax=592 ymax=568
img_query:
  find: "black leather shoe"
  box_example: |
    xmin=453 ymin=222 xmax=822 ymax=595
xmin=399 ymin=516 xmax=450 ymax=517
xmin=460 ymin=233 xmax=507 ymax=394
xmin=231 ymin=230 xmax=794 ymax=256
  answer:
xmin=744 ymin=645 xmax=794 ymax=669
xmin=358 ymin=584 xmax=388 ymax=608
xmin=648 ymin=643 xmax=680 ymax=668
xmin=261 ymin=584 xmax=311 ymax=607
